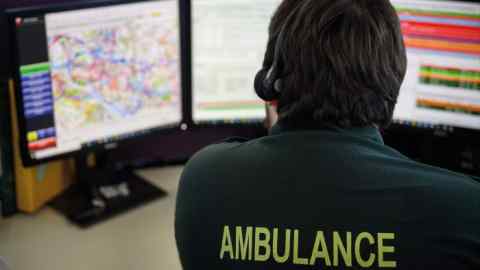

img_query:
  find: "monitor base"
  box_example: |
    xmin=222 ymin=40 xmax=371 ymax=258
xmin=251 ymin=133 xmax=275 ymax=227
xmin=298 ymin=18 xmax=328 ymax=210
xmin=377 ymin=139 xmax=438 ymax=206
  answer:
xmin=49 ymin=169 xmax=167 ymax=228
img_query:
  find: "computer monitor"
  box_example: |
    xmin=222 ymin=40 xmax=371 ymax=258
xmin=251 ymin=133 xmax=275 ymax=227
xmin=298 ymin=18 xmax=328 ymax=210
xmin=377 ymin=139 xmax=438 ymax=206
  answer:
xmin=8 ymin=0 xmax=183 ymax=167
xmin=191 ymin=0 xmax=281 ymax=125
xmin=392 ymin=0 xmax=480 ymax=131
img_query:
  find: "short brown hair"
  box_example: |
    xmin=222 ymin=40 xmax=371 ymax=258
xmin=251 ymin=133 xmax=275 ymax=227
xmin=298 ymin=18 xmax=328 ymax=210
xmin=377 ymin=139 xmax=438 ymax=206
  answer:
xmin=266 ymin=0 xmax=407 ymax=128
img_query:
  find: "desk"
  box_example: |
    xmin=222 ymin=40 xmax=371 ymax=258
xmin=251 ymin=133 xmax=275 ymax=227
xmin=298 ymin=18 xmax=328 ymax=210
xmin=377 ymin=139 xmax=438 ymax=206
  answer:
xmin=0 ymin=166 xmax=184 ymax=270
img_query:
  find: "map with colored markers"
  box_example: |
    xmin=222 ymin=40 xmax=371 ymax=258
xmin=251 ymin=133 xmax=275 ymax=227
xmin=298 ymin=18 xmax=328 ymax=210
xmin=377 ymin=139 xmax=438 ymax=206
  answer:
xmin=47 ymin=4 xmax=181 ymax=132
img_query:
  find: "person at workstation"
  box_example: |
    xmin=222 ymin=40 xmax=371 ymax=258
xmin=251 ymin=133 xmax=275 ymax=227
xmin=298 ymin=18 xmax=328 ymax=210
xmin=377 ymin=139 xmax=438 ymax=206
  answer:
xmin=175 ymin=0 xmax=480 ymax=269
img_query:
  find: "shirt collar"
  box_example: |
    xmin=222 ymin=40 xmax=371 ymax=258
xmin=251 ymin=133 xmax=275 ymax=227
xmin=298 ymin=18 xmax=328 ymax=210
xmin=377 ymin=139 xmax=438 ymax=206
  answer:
xmin=270 ymin=120 xmax=384 ymax=145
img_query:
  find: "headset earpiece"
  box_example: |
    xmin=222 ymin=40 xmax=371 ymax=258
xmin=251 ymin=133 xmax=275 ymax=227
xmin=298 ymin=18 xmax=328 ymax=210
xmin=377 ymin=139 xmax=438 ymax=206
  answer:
xmin=254 ymin=67 xmax=280 ymax=101
xmin=274 ymin=79 xmax=282 ymax=92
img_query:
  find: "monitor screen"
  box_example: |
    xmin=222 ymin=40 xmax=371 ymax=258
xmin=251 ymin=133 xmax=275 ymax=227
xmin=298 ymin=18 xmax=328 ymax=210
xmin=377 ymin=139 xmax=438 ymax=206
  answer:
xmin=10 ymin=0 xmax=182 ymax=162
xmin=392 ymin=0 xmax=480 ymax=130
xmin=192 ymin=0 xmax=281 ymax=125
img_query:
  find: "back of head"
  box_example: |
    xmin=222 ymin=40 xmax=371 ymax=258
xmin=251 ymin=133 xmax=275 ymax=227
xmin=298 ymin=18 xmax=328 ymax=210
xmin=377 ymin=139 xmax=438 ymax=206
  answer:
xmin=269 ymin=0 xmax=407 ymax=129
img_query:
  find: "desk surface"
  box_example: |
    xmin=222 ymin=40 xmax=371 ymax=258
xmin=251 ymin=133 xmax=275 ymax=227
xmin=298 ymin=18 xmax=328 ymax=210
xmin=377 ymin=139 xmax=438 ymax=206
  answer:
xmin=0 ymin=166 xmax=185 ymax=270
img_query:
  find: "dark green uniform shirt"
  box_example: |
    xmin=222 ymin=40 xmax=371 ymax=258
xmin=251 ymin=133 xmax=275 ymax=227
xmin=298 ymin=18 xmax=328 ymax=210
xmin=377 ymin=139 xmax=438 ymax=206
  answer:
xmin=175 ymin=122 xmax=480 ymax=270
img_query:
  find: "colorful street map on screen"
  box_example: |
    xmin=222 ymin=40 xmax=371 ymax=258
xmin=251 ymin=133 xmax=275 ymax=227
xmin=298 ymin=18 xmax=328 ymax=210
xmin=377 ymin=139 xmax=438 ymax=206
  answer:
xmin=46 ymin=2 xmax=181 ymax=132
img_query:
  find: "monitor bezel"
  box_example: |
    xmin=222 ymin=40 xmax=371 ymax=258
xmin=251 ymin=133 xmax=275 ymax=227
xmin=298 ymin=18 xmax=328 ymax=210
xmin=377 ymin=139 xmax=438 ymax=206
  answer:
xmin=7 ymin=0 xmax=188 ymax=167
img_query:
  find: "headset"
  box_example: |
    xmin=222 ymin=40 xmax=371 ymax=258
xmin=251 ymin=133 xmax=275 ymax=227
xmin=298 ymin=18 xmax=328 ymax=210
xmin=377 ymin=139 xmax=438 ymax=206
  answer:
xmin=253 ymin=31 xmax=285 ymax=102
xmin=254 ymin=1 xmax=304 ymax=102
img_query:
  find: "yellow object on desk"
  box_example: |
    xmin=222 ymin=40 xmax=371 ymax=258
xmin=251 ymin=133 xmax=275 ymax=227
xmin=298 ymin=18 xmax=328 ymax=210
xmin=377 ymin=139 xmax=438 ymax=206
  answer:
xmin=8 ymin=80 xmax=75 ymax=213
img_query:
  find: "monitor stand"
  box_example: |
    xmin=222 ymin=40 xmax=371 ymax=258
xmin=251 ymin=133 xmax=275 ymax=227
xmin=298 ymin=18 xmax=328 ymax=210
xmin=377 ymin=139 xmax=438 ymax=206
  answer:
xmin=49 ymin=152 xmax=167 ymax=228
